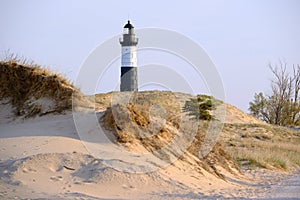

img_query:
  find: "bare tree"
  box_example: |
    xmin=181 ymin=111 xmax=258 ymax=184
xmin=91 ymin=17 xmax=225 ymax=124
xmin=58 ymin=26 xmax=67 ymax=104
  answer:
xmin=291 ymin=64 xmax=300 ymax=124
xmin=268 ymin=61 xmax=293 ymax=125
xmin=249 ymin=62 xmax=300 ymax=126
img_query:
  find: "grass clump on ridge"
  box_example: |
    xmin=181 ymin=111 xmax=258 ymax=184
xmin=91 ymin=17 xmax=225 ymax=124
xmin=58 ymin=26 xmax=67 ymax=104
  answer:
xmin=0 ymin=54 xmax=81 ymax=117
xmin=183 ymin=94 xmax=222 ymax=120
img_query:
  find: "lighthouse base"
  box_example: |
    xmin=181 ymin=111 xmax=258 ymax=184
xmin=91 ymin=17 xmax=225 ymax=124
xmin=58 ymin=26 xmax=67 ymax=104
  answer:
xmin=120 ymin=67 xmax=138 ymax=91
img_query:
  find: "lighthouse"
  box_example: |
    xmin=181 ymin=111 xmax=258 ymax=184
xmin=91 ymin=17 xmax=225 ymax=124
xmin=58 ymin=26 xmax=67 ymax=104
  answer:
xmin=119 ymin=20 xmax=138 ymax=91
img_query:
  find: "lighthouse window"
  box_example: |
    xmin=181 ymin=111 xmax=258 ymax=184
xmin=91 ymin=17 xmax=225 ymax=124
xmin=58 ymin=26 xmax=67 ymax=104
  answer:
xmin=123 ymin=28 xmax=129 ymax=34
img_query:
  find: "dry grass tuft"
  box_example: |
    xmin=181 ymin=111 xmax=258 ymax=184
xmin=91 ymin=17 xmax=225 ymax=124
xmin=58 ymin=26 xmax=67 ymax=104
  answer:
xmin=101 ymin=91 xmax=181 ymax=147
xmin=0 ymin=58 xmax=82 ymax=117
xmin=222 ymin=123 xmax=300 ymax=170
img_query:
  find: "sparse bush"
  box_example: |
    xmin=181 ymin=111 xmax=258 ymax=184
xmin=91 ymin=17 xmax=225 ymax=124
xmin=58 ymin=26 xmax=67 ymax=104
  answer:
xmin=183 ymin=95 xmax=218 ymax=120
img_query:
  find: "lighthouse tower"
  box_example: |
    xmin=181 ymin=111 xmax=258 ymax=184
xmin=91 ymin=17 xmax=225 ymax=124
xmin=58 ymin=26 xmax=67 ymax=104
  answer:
xmin=119 ymin=20 xmax=138 ymax=91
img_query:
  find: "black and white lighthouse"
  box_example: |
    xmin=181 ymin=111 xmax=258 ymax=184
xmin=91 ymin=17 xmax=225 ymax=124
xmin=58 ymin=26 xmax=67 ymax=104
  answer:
xmin=119 ymin=20 xmax=138 ymax=91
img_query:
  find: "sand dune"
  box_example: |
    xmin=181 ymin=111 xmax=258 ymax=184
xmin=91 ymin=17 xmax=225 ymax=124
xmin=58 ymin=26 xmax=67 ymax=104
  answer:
xmin=0 ymin=104 xmax=235 ymax=199
xmin=0 ymin=61 xmax=299 ymax=199
xmin=1 ymin=101 xmax=298 ymax=199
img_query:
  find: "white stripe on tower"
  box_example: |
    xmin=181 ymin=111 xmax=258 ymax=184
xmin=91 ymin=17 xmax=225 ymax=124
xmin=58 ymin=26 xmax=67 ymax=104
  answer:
xmin=121 ymin=46 xmax=137 ymax=67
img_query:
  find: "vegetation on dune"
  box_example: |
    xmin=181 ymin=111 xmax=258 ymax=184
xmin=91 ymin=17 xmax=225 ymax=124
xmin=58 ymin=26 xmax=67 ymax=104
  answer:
xmin=246 ymin=61 xmax=300 ymax=170
xmin=0 ymin=55 xmax=82 ymax=117
xmin=99 ymin=90 xmax=300 ymax=171
xmin=101 ymin=91 xmax=239 ymax=177
xmin=101 ymin=91 xmax=182 ymax=145
xmin=222 ymin=123 xmax=300 ymax=170
xmin=183 ymin=94 xmax=222 ymax=120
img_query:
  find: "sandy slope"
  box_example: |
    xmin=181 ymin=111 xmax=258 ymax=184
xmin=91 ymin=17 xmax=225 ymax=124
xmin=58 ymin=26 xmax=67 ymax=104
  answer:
xmin=1 ymin=102 xmax=299 ymax=199
xmin=225 ymin=104 xmax=265 ymax=124
xmin=0 ymin=101 xmax=245 ymax=199
xmin=0 ymin=112 xmax=87 ymax=160
xmin=0 ymin=111 xmax=177 ymax=199
xmin=0 ymin=113 xmax=298 ymax=199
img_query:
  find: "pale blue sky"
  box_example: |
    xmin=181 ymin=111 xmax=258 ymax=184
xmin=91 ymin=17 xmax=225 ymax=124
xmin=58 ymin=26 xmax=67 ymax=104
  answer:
xmin=1 ymin=0 xmax=299 ymax=111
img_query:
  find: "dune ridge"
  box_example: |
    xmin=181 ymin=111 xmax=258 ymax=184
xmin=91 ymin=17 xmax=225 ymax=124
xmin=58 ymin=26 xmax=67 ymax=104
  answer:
xmin=0 ymin=61 xmax=82 ymax=118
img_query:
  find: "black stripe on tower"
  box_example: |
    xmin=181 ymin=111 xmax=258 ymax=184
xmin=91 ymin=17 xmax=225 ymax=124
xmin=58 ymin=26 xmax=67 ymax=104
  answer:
xmin=121 ymin=67 xmax=137 ymax=91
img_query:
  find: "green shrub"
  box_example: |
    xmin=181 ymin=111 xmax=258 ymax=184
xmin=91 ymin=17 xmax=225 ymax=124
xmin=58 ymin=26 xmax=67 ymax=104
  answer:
xmin=183 ymin=95 xmax=218 ymax=120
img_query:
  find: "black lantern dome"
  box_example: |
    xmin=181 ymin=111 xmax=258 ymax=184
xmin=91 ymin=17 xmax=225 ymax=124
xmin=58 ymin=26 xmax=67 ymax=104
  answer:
xmin=124 ymin=20 xmax=134 ymax=29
